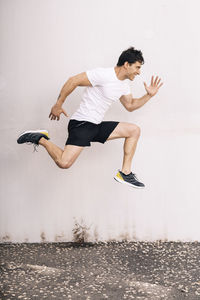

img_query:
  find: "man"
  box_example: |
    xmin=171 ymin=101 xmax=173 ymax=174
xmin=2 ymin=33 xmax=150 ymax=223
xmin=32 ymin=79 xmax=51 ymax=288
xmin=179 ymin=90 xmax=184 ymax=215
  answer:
xmin=17 ymin=47 xmax=163 ymax=188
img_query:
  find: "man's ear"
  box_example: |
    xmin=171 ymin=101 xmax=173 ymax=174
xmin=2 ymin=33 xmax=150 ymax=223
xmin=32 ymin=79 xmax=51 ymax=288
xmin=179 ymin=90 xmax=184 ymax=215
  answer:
xmin=124 ymin=61 xmax=130 ymax=69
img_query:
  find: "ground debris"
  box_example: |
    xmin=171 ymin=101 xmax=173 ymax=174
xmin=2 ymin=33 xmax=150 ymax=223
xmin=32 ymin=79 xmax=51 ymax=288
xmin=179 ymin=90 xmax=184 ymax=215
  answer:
xmin=0 ymin=241 xmax=200 ymax=299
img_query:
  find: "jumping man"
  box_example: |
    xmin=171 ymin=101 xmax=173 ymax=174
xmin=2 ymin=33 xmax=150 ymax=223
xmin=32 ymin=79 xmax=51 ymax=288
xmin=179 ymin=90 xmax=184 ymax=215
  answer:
xmin=17 ymin=47 xmax=163 ymax=188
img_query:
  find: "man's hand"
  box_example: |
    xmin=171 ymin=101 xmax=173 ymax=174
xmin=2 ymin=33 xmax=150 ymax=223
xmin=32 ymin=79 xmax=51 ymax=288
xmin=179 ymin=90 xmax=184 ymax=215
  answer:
xmin=49 ymin=104 xmax=68 ymax=121
xmin=144 ymin=76 xmax=163 ymax=97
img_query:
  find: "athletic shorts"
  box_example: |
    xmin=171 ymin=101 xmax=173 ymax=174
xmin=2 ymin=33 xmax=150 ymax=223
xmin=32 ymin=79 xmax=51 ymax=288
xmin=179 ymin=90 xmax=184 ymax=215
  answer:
xmin=66 ymin=119 xmax=119 ymax=147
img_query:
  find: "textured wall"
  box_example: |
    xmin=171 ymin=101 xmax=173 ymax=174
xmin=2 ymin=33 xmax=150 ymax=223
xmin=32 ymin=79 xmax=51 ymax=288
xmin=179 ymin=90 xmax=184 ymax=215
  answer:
xmin=0 ymin=0 xmax=200 ymax=242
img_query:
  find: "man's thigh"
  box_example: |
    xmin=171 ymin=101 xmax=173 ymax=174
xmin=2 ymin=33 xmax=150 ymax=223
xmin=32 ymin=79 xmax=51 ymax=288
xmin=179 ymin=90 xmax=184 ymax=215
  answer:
xmin=61 ymin=144 xmax=84 ymax=165
xmin=107 ymin=122 xmax=139 ymax=140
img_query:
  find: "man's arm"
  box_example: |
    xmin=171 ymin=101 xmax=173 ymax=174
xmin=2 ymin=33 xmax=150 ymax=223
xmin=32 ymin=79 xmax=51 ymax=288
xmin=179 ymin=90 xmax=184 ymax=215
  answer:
xmin=120 ymin=76 xmax=163 ymax=112
xmin=56 ymin=72 xmax=92 ymax=105
xmin=120 ymin=93 xmax=152 ymax=112
xmin=49 ymin=72 xmax=92 ymax=121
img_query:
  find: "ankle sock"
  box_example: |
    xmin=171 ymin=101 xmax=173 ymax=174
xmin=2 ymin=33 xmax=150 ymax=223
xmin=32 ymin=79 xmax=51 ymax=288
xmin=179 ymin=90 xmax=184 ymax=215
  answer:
xmin=121 ymin=171 xmax=131 ymax=176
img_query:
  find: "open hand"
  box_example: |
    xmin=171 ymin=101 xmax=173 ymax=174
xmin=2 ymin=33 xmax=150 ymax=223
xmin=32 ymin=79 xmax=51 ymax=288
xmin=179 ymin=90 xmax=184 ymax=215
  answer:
xmin=49 ymin=104 xmax=68 ymax=121
xmin=144 ymin=76 xmax=163 ymax=97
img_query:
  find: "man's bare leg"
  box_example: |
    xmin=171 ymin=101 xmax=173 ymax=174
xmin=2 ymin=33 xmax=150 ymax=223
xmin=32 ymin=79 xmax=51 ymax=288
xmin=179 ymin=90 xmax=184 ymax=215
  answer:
xmin=107 ymin=122 xmax=144 ymax=188
xmin=39 ymin=137 xmax=83 ymax=169
xmin=121 ymin=135 xmax=140 ymax=174
xmin=107 ymin=122 xmax=140 ymax=174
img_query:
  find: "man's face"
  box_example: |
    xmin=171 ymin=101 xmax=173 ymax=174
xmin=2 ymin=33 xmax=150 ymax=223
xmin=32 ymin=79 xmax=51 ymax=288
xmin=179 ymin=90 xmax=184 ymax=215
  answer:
xmin=125 ymin=61 xmax=142 ymax=81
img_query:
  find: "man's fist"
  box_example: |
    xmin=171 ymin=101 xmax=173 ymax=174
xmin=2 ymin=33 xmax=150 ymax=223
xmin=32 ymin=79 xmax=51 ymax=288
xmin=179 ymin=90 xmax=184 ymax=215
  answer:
xmin=49 ymin=104 xmax=68 ymax=121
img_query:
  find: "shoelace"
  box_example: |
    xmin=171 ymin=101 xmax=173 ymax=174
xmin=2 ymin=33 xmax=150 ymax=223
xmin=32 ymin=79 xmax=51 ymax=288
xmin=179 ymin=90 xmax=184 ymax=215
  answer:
xmin=125 ymin=172 xmax=140 ymax=183
xmin=26 ymin=142 xmax=39 ymax=152
xmin=132 ymin=173 xmax=139 ymax=181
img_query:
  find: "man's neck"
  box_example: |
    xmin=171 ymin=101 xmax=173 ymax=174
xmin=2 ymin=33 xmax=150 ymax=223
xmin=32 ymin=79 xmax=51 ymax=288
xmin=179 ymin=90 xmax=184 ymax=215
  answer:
xmin=114 ymin=66 xmax=127 ymax=81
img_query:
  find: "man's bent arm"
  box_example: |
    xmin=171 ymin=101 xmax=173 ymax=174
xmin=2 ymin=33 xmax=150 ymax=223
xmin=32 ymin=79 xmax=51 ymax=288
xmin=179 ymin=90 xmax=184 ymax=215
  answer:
xmin=56 ymin=72 xmax=92 ymax=106
xmin=49 ymin=72 xmax=92 ymax=120
xmin=132 ymin=75 xmax=163 ymax=110
xmin=120 ymin=93 xmax=152 ymax=112
xmin=56 ymin=77 xmax=77 ymax=106
xmin=120 ymin=75 xmax=163 ymax=112
xmin=131 ymin=94 xmax=152 ymax=111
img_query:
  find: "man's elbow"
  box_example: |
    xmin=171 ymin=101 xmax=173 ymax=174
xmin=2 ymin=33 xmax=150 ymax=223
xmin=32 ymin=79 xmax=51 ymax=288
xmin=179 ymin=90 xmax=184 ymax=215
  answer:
xmin=128 ymin=99 xmax=138 ymax=112
xmin=127 ymin=107 xmax=133 ymax=112
xmin=127 ymin=104 xmax=136 ymax=112
xmin=70 ymin=72 xmax=92 ymax=87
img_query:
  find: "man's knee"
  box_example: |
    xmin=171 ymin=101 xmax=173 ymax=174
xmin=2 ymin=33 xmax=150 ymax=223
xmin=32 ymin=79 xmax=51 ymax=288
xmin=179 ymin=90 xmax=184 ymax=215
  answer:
xmin=129 ymin=124 xmax=141 ymax=138
xmin=56 ymin=159 xmax=73 ymax=169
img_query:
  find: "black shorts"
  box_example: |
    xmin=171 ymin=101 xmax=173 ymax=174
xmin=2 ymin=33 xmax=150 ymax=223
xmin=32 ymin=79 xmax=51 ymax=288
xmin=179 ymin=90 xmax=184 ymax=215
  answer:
xmin=66 ymin=119 xmax=119 ymax=147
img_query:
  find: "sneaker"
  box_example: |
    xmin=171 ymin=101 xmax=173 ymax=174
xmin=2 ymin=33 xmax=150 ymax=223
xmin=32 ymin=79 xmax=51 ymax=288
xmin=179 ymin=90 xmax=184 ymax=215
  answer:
xmin=114 ymin=170 xmax=145 ymax=189
xmin=17 ymin=130 xmax=49 ymax=150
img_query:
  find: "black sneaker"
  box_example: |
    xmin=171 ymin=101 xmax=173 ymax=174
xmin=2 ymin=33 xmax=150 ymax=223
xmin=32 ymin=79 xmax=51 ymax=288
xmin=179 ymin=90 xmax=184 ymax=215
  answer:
xmin=114 ymin=170 xmax=145 ymax=188
xmin=17 ymin=130 xmax=49 ymax=148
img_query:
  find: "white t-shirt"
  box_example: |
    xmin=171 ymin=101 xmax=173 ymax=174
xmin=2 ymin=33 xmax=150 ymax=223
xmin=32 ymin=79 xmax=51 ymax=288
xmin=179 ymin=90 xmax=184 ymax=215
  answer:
xmin=70 ymin=67 xmax=131 ymax=124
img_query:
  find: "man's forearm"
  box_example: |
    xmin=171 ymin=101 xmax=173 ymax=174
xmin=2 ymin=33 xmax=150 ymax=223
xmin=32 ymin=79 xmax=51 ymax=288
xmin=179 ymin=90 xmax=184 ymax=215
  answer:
xmin=56 ymin=77 xmax=77 ymax=106
xmin=132 ymin=93 xmax=152 ymax=111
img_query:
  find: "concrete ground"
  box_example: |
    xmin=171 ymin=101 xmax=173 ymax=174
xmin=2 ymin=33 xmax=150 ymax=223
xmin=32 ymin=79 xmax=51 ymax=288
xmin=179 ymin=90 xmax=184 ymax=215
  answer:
xmin=0 ymin=241 xmax=200 ymax=300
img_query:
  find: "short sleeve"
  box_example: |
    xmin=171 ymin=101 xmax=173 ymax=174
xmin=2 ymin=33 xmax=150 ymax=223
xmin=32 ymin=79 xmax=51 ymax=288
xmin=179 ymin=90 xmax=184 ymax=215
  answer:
xmin=123 ymin=82 xmax=131 ymax=95
xmin=86 ymin=68 xmax=106 ymax=87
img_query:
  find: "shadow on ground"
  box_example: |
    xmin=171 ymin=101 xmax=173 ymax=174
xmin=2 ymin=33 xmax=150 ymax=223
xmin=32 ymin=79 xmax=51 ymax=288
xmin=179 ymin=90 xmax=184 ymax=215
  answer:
xmin=1 ymin=241 xmax=200 ymax=299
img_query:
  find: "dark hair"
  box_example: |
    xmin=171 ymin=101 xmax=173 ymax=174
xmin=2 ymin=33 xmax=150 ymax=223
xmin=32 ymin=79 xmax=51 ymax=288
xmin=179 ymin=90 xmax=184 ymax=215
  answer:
xmin=117 ymin=47 xmax=144 ymax=66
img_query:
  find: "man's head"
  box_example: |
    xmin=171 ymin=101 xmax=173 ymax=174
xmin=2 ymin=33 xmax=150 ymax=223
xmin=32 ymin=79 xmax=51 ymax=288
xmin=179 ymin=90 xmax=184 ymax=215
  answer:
xmin=116 ymin=47 xmax=144 ymax=81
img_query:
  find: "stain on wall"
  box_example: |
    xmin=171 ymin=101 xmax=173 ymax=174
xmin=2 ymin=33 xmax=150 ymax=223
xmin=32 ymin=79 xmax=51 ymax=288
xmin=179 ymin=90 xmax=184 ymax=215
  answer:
xmin=55 ymin=233 xmax=65 ymax=242
xmin=72 ymin=218 xmax=92 ymax=243
xmin=93 ymin=226 xmax=99 ymax=243
xmin=40 ymin=232 xmax=46 ymax=243
xmin=0 ymin=235 xmax=11 ymax=243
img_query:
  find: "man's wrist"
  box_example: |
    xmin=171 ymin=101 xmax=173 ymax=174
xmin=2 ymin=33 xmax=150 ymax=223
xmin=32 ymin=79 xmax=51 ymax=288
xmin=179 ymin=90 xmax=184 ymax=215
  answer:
xmin=56 ymin=92 xmax=67 ymax=105
xmin=56 ymin=98 xmax=65 ymax=106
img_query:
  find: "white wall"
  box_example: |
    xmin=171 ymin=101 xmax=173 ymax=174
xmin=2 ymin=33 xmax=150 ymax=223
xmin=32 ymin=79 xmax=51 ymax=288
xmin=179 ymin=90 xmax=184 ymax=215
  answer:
xmin=1 ymin=0 xmax=200 ymax=242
